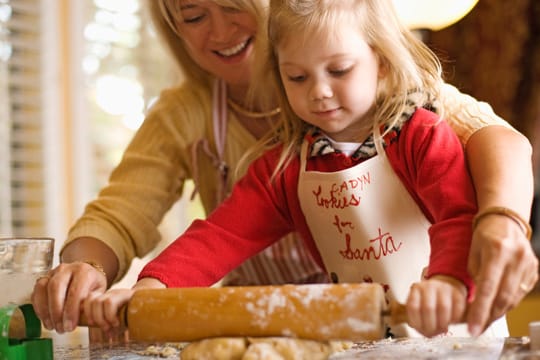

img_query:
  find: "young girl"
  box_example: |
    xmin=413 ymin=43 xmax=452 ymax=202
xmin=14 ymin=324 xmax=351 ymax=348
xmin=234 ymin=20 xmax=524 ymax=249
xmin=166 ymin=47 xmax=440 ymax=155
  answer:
xmin=84 ymin=0 xmax=514 ymax=338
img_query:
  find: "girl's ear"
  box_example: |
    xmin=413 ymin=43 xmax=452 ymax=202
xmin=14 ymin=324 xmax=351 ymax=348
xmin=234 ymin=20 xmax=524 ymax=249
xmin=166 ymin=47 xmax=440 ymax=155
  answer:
xmin=375 ymin=60 xmax=390 ymax=101
xmin=377 ymin=57 xmax=390 ymax=79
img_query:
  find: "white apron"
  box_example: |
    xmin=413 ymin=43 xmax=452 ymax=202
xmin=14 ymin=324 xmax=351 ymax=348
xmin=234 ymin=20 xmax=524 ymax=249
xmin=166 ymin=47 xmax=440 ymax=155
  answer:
xmin=297 ymin=130 xmax=508 ymax=337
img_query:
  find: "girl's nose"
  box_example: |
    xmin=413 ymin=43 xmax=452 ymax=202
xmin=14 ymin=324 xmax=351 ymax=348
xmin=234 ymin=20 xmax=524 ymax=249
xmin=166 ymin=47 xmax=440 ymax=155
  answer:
xmin=309 ymin=80 xmax=333 ymax=101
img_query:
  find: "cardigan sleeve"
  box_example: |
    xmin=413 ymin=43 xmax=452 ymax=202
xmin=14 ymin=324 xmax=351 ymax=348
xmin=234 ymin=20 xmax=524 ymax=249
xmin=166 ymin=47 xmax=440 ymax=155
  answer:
xmin=63 ymin=85 xmax=211 ymax=281
xmin=440 ymin=83 xmax=514 ymax=145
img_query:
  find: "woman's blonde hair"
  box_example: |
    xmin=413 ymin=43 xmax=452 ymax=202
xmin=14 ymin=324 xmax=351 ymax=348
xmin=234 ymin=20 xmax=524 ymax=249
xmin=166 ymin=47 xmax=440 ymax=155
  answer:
xmin=148 ymin=0 xmax=269 ymax=91
xmin=147 ymin=0 xmax=283 ymax=179
xmin=263 ymin=0 xmax=445 ymax=177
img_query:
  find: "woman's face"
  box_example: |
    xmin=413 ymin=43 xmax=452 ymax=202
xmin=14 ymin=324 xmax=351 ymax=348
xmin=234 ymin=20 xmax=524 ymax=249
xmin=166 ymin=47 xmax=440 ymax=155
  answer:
xmin=171 ymin=1 xmax=258 ymax=92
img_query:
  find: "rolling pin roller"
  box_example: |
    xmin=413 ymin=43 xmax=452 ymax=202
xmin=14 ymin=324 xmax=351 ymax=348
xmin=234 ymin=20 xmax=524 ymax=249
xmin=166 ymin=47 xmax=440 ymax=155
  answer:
xmin=79 ymin=283 xmax=408 ymax=342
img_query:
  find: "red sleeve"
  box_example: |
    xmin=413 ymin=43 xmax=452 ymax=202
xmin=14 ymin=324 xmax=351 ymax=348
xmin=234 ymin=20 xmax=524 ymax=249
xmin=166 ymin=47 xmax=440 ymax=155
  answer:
xmin=386 ymin=108 xmax=477 ymax=295
xmin=138 ymin=146 xmax=311 ymax=287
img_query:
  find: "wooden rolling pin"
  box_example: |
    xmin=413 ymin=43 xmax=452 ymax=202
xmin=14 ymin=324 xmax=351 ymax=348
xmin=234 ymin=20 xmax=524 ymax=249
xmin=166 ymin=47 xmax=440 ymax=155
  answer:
xmin=80 ymin=283 xmax=407 ymax=342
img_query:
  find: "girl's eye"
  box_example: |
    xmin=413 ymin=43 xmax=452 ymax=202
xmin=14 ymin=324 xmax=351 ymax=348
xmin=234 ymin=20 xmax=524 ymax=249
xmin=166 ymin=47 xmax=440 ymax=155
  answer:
xmin=329 ymin=67 xmax=352 ymax=76
xmin=287 ymin=75 xmax=306 ymax=82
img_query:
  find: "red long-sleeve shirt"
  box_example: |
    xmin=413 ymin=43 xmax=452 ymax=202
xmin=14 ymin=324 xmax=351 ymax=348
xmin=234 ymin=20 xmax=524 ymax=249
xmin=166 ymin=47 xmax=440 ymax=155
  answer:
xmin=140 ymin=108 xmax=476 ymax=293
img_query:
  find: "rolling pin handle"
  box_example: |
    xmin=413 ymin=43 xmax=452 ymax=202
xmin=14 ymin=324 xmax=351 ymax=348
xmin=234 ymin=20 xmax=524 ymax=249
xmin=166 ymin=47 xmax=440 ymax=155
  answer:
xmin=390 ymin=301 xmax=408 ymax=324
xmin=382 ymin=301 xmax=408 ymax=325
xmin=120 ymin=304 xmax=128 ymax=328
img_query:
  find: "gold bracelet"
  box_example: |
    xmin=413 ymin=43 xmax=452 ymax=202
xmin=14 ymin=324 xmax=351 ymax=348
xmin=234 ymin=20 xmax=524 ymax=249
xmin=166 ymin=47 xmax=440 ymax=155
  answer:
xmin=82 ymin=260 xmax=107 ymax=279
xmin=472 ymin=206 xmax=532 ymax=240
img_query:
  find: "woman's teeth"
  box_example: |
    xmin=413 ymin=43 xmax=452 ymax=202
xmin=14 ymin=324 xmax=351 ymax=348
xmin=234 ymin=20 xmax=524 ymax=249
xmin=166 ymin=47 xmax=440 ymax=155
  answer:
xmin=217 ymin=40 xmax=248 ymax=57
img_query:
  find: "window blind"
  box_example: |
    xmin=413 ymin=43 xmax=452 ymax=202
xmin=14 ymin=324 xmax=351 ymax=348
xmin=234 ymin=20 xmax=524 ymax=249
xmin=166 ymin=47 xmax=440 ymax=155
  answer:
xmin=1 ymin=0 xmax=184 ymax=266
xmin=0 ymin=1 xmax=12 ymax=233
xmin=0 ymin=0 xmax=64 ymax=238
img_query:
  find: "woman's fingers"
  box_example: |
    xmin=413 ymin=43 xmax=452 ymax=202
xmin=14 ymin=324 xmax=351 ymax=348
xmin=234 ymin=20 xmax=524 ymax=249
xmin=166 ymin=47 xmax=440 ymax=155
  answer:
xmin=467 ymin=217 xmax=539 ymax=336
xmin=31 ymin=262 xmax=108 ymax=333
xmin=62 ymin=263 xmax=108 ymax=331
xmin=31 ymin=275 xmax=55 ymax=330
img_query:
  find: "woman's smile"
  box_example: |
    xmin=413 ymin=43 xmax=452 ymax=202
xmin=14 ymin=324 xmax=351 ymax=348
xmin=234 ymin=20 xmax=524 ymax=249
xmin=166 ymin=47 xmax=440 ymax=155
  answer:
xmin=215 ymin=37 xmax=252 ymax=57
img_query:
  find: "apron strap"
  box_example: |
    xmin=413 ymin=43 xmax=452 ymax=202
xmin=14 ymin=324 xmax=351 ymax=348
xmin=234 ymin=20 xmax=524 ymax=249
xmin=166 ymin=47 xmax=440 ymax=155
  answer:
xmin=212 ymin=78 xmax=228 ymax=159
xmin=190 ymin=79 xmax=229 ymax=205
xmin=373 ymin=125 xmax=386 ymax=156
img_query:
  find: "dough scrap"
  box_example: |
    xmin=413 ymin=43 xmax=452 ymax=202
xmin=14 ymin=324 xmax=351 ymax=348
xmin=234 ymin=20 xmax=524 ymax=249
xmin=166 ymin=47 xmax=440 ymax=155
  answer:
xmin=137 ymin=344 xmax=180 ymax=358
xmin=242 ymin=342 xmax=285 ymax=360
xmin=180 ymin=337 xmax=248 ymax=360
xmin=247 ymin=337 xmax=332 ymax=360
xmin=179 ymin=337 xmax=351 ymax=360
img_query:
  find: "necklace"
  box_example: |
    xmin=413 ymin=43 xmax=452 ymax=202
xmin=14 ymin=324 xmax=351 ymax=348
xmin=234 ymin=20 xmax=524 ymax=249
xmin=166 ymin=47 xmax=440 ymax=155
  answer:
xmin=227 ymin=98 xmax=281 ymax=118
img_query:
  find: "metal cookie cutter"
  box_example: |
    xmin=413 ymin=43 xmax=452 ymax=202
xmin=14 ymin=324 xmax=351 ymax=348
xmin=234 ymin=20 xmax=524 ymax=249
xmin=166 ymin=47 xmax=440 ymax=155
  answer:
xmin=0 ymin=304 xmax=52 ymax=360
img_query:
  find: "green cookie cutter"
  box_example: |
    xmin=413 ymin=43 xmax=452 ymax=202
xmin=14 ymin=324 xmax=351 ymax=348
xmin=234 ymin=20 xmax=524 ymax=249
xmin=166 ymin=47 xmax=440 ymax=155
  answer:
xmin=0 ymin=304 xmax=52 ymax=360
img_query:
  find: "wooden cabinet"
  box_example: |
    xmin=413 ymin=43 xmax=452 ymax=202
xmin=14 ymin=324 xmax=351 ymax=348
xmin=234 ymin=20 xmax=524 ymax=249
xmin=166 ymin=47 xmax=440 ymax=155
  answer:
xmin=507 ymin=291 xmax=540 ymax=336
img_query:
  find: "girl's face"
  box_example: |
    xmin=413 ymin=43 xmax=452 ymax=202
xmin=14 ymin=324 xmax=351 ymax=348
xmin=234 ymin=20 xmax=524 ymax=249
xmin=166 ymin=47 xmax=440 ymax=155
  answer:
xmin=172 ymin=1 xmax=258 ymax=93
xmin=277 ymin=24 xmax=381 ymax=142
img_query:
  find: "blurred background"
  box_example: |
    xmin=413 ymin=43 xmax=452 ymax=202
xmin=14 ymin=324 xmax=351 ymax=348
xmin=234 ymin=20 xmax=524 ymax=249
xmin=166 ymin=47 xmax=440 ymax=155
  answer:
xmin=0 ymin=0 xmax=539 ymax=335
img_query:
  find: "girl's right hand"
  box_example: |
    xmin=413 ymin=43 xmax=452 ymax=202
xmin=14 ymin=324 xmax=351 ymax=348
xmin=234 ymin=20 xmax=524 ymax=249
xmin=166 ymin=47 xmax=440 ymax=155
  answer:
xmin=83 ymin=277 xmax=166 ymax=336
xmin=83 ymin=288 xmax=135 ymax=336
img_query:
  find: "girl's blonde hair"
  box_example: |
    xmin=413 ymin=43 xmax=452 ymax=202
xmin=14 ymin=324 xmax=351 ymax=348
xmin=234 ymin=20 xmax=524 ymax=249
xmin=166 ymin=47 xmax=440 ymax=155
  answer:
xmin=148 ymin=0 xmax=269 ymax=91
xmin=262 ymin=0 xmax=445 ymax=177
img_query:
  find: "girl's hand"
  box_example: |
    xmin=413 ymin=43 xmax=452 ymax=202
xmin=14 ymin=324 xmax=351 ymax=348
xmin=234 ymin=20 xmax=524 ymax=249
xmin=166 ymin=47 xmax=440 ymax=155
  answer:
xmin=83 ymin=288 xmax=134 ymax=336
xmin=83 ymin=278 xmax=165 ymax=336
xmin=406 ymin=276 xmax=467 ymax=337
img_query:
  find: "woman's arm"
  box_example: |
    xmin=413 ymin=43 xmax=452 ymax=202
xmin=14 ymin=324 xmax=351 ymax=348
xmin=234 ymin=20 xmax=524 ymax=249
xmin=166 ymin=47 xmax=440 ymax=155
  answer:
xmin=61 ymin=237 xmax=120 ymax=286
xmin=465 ymin=126 xmax=538 ymax=336
xmin=440 ymin=84 xmax=539 ymax=336
xmin=466 ymin=126 xmax=533 ymax=216
xmin=31 ymin=87 xmax=200 ymax=334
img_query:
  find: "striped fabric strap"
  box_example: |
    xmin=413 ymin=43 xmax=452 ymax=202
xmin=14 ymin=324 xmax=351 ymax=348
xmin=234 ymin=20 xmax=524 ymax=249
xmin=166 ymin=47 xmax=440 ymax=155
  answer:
xmin=211 ymin=80 xmax=326 ymax=286
xmin=223 ymin=233 xmax=328 ymax=285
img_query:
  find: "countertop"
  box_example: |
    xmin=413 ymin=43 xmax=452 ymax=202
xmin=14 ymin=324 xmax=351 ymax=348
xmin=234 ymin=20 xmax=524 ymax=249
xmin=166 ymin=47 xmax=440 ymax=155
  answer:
xmin=48 ymin=329 xmax=538 ymax=359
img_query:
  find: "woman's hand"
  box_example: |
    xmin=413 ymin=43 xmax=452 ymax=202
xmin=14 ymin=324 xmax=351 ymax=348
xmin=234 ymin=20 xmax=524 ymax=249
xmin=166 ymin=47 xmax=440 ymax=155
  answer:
xmin=464 ymin=126 xmax=538 ymax=336
xmin=31 ymin=261 xmax=108 ymax=333
xmin=467 ymin=214 xmax=539 ymax=336
xmin=406 ymin=276 xmax=468 ymax=337
xmin=83 ymin=277 xmax=165 ymax=337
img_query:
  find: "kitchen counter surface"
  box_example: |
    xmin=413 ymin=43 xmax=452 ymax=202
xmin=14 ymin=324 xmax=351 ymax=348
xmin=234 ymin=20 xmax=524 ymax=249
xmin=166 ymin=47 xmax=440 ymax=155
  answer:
xmin=49 ymin=329 xmax=537 ymax=359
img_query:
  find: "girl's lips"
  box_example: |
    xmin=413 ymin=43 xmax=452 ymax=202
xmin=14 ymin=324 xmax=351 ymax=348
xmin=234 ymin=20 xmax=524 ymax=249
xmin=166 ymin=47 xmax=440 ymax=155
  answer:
xmin=215 ymin=37 xmax=252 ymax=57
xmin=313 ymin=107 xmax=341 ymax=116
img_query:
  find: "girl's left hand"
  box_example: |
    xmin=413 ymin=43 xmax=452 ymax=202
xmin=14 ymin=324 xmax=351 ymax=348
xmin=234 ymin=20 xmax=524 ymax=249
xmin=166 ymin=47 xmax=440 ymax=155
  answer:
xmin=406 ymin=276 xmax=467 ymax=337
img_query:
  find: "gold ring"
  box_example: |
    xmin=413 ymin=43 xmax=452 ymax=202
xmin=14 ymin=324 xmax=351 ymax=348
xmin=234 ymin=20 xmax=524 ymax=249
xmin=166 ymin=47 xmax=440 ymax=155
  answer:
xmin=519 ymin=283 xmax=530 ymax=292
xmin=36 ymin=275 xmax=50 ymax=282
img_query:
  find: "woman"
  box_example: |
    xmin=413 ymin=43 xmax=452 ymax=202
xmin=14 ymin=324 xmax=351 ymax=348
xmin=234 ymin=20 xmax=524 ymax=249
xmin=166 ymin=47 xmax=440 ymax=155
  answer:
xmin=32 ymin=0 xmax=538 ymax=338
